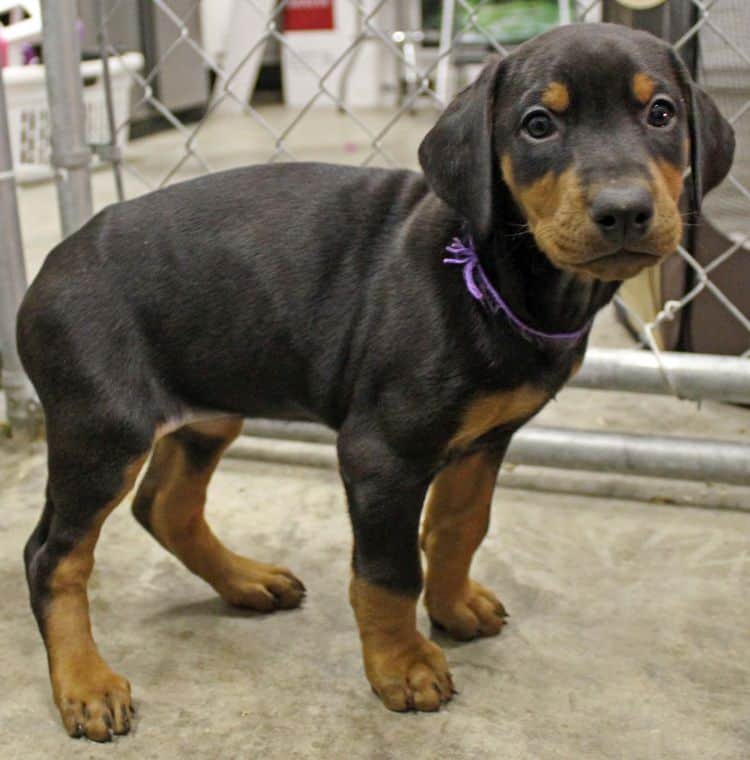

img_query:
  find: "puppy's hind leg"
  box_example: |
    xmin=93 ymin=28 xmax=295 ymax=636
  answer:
xmin=132 ymin=417 xmax=306 ymax=611
xmin=24 ymin=423 xmax=150 ymax=742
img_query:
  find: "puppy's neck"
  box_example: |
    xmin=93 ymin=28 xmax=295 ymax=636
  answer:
xmin=479 ymin=217 xmax=619 ymax=340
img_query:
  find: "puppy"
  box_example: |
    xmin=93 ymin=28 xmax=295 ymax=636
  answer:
xmin=17 ymin=23 xmax=733 ymax=740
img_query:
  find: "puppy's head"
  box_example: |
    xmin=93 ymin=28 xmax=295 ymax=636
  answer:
xmin=419 ymin=23 xmax=735 ymax=281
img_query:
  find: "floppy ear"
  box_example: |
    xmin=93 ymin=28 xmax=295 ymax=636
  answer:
xmin=669 ymin=49 xmax=735 ymax=212
xmin=418 ymin=55 xmax=505 ymax=241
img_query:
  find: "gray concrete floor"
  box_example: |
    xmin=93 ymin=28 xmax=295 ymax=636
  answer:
xmin=2 ymin=107 xmax=750 ymax=757
xmin=1 ymin=443 xmax=749 ymax=759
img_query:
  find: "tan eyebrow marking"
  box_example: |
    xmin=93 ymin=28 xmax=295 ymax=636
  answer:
xmin=632 ymin=72 xmax=656 ymax=105
xmin=541 ymin=81 xmax=570 ymax=113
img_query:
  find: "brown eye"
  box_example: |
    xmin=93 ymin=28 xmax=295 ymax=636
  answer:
xmin=523 ymin=110 xmax=557 ymax=140
xmin=647 ymin=98 xmax=675 ymax=127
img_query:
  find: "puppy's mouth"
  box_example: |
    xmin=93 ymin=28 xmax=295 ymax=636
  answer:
xmin=570 ymin=248 xmax=663 ymax=280
xmin=588 ymin=248 xmax=662 ymax=265
xmin=532 ymin=217 xmax=681 ymax=281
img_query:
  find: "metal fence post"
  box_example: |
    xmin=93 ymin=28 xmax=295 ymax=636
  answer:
xmin=93 ymin=0 xmax=125 ymax=202
xmin=0 ymin=72 xmax=40 ymax=437
xmin=41 ymin=0 xmax=93 ymax=236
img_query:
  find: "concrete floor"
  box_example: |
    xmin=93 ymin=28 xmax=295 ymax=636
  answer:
xmin=2 ymin=107 xmax=750 ymax=757
xmin=1 ymin=442 xmax=749 ymax=759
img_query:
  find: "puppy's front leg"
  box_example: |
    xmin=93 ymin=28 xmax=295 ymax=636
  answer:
xmin=421 ymin=449 xmax=509 ymax=641
xmin=338 ymin=430 xmax=454 ymax=712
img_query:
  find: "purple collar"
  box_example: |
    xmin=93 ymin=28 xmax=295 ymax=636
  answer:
xmin=444 ymin=235 xmax=592 ymax=344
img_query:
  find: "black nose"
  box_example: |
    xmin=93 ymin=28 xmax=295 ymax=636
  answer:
xmin=590 ymin=185 xmax=654 ymax=247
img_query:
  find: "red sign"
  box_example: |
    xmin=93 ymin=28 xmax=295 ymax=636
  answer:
xmin=283 ymin=0 xmax=335 ymax=31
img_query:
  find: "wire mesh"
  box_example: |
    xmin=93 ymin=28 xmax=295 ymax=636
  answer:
xmin=647 ymin=0 xmax=750 ymax=361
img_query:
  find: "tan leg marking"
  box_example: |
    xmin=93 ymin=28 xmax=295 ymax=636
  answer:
xmin=349 ymin=577 xmax=454 ymax=712
xmin=46 ymin=456 xmax=147 ymax=741
xmin=139 ymin=417 xmax=305 ymax=610
xmin=421 ymin=452 xmax=507 ymax=641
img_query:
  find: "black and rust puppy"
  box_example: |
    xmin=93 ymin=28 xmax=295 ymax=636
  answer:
xmin=18 ymin=23 xmax=733 ymax=740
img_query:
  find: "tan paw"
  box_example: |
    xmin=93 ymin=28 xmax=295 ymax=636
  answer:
xmin=365 ymin=633 xmax=455 ymax=712
xmin=55 ymin=667 xmax=133 ymax=742
xmin=217 ymin=558 xmax=306 ymax=611
xmin=427 ymin=580 xmax=508 ymax=641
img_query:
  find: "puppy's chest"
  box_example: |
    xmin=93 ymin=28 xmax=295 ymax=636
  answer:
xmin=448 ymin=353 xmax=581 ymax=452
xmin=448 ymin=384 xmax=549 ymax=451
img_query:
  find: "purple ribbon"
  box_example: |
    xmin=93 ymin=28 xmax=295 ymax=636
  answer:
xmin=443 ymin=236 xmax=591 ymax=344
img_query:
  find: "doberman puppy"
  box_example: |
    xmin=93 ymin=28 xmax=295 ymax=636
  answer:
xmin=17 ymin=23 xmax=733 ymax=740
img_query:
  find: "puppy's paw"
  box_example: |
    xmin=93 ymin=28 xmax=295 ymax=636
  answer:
xmin=365 ymin=633 xmax=455 ymax=712
xmin=217 ymin=559 xmax=306 ymax=611
xmin=55 ymin=667 xmax=133 ymax=742
xmin=428 ymin=580 xmax=508 ymax=641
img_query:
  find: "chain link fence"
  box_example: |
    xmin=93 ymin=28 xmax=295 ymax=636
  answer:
xmin=1 ymin=0 xmax=750 ymax=486
xmin=86 ymin=0 xmax=750 ymax=369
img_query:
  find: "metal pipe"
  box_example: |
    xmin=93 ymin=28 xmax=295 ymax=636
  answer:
xmin=558 ymin=0 xmax=572 ymax=25
xmin=508 ymin=426 xmax=750 ymax=486
xmin=230 ymin=435 xmax=337 ymax=470
xmin=435 ymin=0 xmax=456 ymax=105
xmin=41 ymin=0 xmax=93 ymax=236
xmin=93 ymin=0 xmax=125 ymax=202
xmin=0 ymin=72 xmax=39 ymax=436
xmin=228 ymin=435 xmax=750 ymax=510
xmin=244 ymin=419 xmax=335 ymax=445
xmin=238 ymin=422 xmax=750 ymax=486
xmin=572 ymin=348 xmax=750 ymax=404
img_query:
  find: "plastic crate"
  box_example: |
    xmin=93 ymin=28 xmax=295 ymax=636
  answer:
xmin=1 ymin=51 xmax=143 ymax=182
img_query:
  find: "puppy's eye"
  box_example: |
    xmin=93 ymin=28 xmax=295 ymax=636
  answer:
xmin=647 ymin=98 xmax=675 ymax=127
xmin=522 ymin=110 xmax=557 ymax=140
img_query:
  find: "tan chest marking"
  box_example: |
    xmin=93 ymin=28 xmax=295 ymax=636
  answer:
xmin=449 ymin=385 xmax=550 ymax=451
